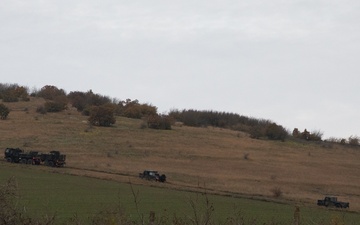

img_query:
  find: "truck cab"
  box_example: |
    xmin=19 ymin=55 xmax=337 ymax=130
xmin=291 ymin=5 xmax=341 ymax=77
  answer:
xmin=4 ymin=148 xmax=23 ymax=163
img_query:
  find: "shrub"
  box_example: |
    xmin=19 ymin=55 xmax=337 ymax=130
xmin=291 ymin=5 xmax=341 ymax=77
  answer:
xmin=265 ymin=123 xmax=287 ymax=141
xmin=68 ymin=90 xmax=112 ymax=112
xmin=293 ymin=128 xmax=323 ymax=141
xmin=146 ymin=114 xmax=172 ymax=130
xmin=120 ymin=99 xmax=158 ymax=119
xmin=42 ymin=95 xmax=68 ymax=113
xmin=0 ymin=103 xmax=10 ymax=119
xmin=68 ymin=92 xmax=87 ymax=111
xmin=44 ymin=101 xmax=66 ymax=112
xmin=88 ymin=105 xmax=116 ymax=127
xmin=2 ymin=91 xmax=19 ymax=102
xmin=348 ymin=136 xmax=359 ymax=146
xmin=123 ymin=104 xmax=142 ymax=119
xmin=37 ymin=85 xmax=66 ymax=100
xmin=0 ymin=83 xmax=29 ymax=102
xmin=141 ymin=103 xmax=157 ymax=116
xmin=310 ymin=130 xmax=323 ymax=141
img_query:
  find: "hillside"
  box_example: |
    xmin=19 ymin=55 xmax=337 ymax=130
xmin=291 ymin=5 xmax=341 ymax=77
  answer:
xmin=1 ymin=97 xmax=360 ymax=212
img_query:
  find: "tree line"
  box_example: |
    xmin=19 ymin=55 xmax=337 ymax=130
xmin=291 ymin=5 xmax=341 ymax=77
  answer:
xmin=0 ymin=83 xmax=358 ymax=145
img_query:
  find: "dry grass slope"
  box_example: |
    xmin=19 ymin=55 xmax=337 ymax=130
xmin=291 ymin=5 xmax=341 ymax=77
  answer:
xmin=1 ymin=97 xmax=360 ymax=212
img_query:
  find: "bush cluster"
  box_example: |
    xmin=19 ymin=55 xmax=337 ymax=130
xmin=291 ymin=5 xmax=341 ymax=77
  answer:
xmin=120 ymin=99 xmax=157 ymax=119
xmin=0 ymin=83 xmax=29 ymax=102
xmin=88 ymin=104 xmax=116 ymax=127
xmin=36 ymin=86 xmax=68 ymax=112
xmin=146 ymin=114 xmax=172 ymax=130
xmin=265 ymin=123 xmax=288 ymax=141
xmin=68 ymin=90 xmax=112 ymax=112
xmin=326 ymin=136 xmax=360 ymax=147
xmin=68 ymin=92 xmax=160 ymax=128
xmin=36 ymin=85 xmax=67 ymax=100
xmin=292 ymin=128 xmax=323 ymax=141
xmin=348 ymin=136 xmax=360 ymax=146
xmin=1 ymin=83 xmax=359 ymax=139
xmin=0 ymin=84 xmax=118 ymax=127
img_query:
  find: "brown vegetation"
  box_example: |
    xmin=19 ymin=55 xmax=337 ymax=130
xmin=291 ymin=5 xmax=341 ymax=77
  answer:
xmin=1 ymin=83 xmax=359 ymax=142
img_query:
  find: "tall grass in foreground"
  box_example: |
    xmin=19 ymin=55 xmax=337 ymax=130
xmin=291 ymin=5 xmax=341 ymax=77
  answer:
xmin=0 ymin=177 xmax=356 ymax=225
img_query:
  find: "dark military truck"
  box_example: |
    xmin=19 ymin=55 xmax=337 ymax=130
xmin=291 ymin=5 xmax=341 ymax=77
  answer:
xmin=4 ymin=148 xmax=41 ymax=164
xmin=317 ymin=196 xmax=349 ymax=208
xmin=139 ymin=170 xmax=166 ymax=182
xmin=4 ymin=148 xmax=65 ymax=167
xmin=39 ymin=151 xmax=66 ymax=167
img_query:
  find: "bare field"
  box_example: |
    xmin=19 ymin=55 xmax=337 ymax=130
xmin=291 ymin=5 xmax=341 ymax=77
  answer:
xmin=2 ymin=98 xmax=360 ymax=211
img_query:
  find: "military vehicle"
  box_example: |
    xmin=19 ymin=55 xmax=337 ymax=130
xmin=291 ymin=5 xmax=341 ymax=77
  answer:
xmin=4 ymin=148 xmax=66 ymax=167
xmin=139 ymin=170 xmax=166 ymax=182
xmin=317 ymin=196 xmax=349 ymax=208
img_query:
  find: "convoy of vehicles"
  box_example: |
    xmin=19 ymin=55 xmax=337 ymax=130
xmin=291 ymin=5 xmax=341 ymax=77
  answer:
xmin=4 ymin=147 xmax=66 ymax=167
xmin=4 ymin=148 xmax=169 ymax=183
xmin=317 ymin=196 xmax=350 ymax=208
xmin=4 ymin=148 xmax=354 ymax=209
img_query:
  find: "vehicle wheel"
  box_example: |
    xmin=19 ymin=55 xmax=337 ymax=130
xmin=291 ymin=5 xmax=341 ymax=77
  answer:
xmin=160 ymin=175 xmax=166 ymax=182
xmin=48 ymin=161 xmax=55 ymax=167
xmin=21 ymin=159 xmax=27 ymax=164
xmin=6 ymin=157 xmax=12 ymax=162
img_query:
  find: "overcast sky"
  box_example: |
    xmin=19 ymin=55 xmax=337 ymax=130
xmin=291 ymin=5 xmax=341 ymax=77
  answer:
xmin=1 ymin=0 xmax=359 ymax=139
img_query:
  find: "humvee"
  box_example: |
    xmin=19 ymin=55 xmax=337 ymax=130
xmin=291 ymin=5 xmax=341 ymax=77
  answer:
xmin=139 ymin=170 xmax=166 ymax=182
xmin=317 ymin=196 xmax=349 ymax=208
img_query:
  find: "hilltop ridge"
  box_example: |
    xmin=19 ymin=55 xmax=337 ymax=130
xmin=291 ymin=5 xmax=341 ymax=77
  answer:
xmin=1 ymin=83 xmax=358 ymax=144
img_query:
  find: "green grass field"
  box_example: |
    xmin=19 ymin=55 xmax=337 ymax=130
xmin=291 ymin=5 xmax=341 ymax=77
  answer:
xmin=1 ymin=162 xmax=359 ymax=224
